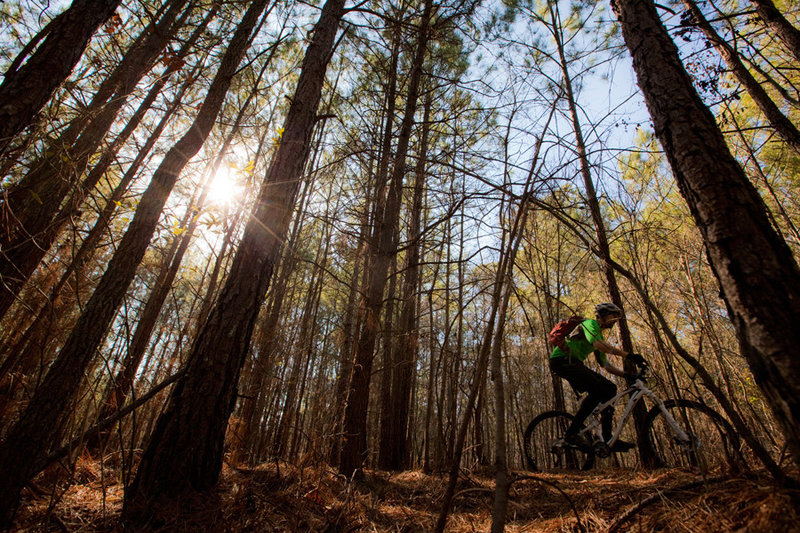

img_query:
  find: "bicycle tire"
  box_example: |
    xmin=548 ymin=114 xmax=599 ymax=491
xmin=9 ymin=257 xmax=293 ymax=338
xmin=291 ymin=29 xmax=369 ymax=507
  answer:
xmin=643 ymin=399 xmax=743 ymax=474
xmin=523 ymin=410 xmax=594 ymax=472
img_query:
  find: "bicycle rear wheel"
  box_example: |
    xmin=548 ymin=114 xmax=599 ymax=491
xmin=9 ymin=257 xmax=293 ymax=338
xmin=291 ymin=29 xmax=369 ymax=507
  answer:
xmin=643 ymin=399 xmax=743 ymax=474
xmin=523 ymin=410 xmax=593 ymax=472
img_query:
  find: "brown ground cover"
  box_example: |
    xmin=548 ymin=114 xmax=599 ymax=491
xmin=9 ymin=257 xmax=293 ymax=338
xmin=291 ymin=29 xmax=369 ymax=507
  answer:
xmin=10 ymin=458 xmax=800 ymax=532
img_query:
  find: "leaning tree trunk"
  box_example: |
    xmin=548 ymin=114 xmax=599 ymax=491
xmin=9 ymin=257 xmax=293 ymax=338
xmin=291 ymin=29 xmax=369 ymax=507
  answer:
xmin=123 ymin=0 xmax=346 ymax=517
xmin=0 ymin=1 xmax=267 ymax=526
xmin=487 ymin=104 xmax=553 ymax=531
xmin=682 ymin=0 xmax=800 ymax=154
xmin=0 ymin=0 xmax=190 ymax=321
xmin=748 ymin=0 xmax=800 ymax=63
xmin=0 ymin=42 xmax=208 ymax=383
xmin=0 ymin=0 xmax=123 ymax=154
xmin=613 ymin=0 xmax=800 ymax=469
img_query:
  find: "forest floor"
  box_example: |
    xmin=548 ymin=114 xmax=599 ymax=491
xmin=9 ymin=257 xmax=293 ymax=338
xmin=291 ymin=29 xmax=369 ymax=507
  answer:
xmin=10 ymin=456 xmax=800 ymax=532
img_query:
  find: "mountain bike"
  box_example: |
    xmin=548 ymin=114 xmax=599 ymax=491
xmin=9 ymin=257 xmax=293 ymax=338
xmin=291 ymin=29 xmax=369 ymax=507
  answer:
xmin=523 ymin=359 xmax=743 ymax=473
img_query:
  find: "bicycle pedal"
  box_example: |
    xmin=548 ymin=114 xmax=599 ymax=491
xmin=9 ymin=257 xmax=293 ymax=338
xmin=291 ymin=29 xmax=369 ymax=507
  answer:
xmin=593 ymin=441 xmax=610 ymax=458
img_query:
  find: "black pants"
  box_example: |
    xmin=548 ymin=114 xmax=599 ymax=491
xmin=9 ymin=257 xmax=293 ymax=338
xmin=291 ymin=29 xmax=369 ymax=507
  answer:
xmin=550 ymin=355 xmax=617 ymax=439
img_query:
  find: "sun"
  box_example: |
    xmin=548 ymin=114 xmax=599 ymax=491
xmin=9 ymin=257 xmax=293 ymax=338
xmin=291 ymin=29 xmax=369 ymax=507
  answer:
xmin=207 ymin=164 xmax=244 ymax=207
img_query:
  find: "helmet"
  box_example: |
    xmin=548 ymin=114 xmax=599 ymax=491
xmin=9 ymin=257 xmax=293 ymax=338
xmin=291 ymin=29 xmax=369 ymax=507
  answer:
xmin=595 ymin=302 xmax=622 ymax=317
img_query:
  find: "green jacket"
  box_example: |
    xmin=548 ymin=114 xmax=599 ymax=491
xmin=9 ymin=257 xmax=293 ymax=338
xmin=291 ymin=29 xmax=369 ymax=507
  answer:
xmin=550 ymin=318 xmax=608 ymax=366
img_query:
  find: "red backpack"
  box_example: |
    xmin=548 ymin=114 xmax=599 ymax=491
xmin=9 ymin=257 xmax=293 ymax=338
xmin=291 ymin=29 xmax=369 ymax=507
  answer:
xmin=548 ymin=315 xmax=585 ymax=351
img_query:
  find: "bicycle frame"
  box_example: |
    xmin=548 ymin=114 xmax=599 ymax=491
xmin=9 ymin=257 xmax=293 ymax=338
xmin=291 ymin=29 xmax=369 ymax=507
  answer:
xmin=579 ymin=376 xmax=691 ymax=447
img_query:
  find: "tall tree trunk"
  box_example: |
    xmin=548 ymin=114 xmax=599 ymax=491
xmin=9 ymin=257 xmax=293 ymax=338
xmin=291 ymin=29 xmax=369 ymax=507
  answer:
xmin=0 ymin=1 xmax=266 ymax=525
xmin=328 ymin=190 xmax=372 ymax=465
xmin=0 ymin=0 xmax=191 ymax=320
xmin=749 ymin=0 xmax=800 ymax=63
xmin=448 ymin=192 xmax=466 ymax=463
xmin=613 ymin=0 xmax=800 ymax=470
xmin=427 ymin=215 xmax=450 ymax=472
xmin=389 ymin=91 xmax=432 ymax=470
xmin=339 ymin=0 xmax=432 ymax=478
xmin=238 ymin=92 xmax=330 ymax=462
xmin=123 ymin=0 xmax=346 ymax=516
xmin=287 ymin=187 xmax=339 ymax=462
xmin=377 ymin=258 xmax=398 ymax=469
xmin=0 ymin=0 xmax=123 ymax=154
xmin=488 ymin=255 xmax=516 ymax=531
xmin=342 ymin=14 xmax=401 ymax=469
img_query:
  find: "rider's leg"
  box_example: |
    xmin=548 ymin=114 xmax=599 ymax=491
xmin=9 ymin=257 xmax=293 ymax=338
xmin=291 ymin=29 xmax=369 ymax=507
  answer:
xmin=569 ymin=395 xmax=600 ymax=437
xmin=575 ymin=377 xmax=616 ymax=438
xmin=601 ymin=406 xmax=614 ymax=441
xmin=550 ymin=357 xmax=616 ymax=437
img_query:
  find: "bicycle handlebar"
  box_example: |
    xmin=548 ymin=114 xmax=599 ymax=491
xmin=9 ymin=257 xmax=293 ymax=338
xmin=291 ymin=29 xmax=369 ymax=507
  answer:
xmin=627 ymin=358 xmax=649 ymax=383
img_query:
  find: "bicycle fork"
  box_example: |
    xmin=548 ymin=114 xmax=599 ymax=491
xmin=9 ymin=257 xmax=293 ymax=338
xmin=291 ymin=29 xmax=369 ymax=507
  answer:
xmin=642 ymin=388 xmax=692 ymax=444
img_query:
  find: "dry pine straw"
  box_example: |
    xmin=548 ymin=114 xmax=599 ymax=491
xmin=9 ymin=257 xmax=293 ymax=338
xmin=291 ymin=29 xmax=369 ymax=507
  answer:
xmin=11 ymin=458 xmax=800 ymax=532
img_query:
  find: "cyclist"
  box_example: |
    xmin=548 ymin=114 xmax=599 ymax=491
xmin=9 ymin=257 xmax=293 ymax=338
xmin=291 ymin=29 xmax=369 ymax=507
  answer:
xmin=549 ymin=302 xmax=644 ymax=451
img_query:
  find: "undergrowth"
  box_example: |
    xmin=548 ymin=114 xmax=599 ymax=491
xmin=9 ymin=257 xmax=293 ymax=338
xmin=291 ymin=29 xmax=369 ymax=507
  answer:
xmin=11 ymin=457 xmax=800 ymax=532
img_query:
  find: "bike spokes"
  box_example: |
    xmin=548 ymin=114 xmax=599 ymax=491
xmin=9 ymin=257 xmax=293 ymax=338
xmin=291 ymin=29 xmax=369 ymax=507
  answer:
xmin=645 ymin=399 xmax=743 ymax=475
xmin=523 ymin=411 xmax=594 ymax=472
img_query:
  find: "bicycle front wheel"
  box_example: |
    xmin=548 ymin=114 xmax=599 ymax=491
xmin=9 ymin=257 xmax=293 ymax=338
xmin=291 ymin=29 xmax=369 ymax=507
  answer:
xmin=523 ymin=410 xmax=593 ymax=472
xmin=644 ymin=399 xmax=742 ymax=474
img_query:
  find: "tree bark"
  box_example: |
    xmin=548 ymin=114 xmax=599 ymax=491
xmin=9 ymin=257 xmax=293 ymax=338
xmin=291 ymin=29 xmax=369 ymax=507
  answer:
xmin=615 ymin=0 xmax=800 ymax=468
xmin=377 ymin=258 xmax=398 ymax=469
xmin=0 ymin=0 xmax=123 ymax=154
xmin=749 ymin=0 xmax=800 ymax=63
xmin=123 ymin=0 xmax=346 ymax=516
xmin=0 ymin=1 xmax=266 ymax=525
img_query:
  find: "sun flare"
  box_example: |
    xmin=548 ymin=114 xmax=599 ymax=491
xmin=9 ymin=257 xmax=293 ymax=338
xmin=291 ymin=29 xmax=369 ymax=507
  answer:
xmin=207 ymin=164 xmax=244 ymax=207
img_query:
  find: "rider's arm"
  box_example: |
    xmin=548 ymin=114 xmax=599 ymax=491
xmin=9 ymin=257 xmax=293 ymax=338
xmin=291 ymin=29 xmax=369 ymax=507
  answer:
xmin=592 ymin=338 xmax=627 ymax=358
xmin=593 ymin=339 xmax=628 ymax=377
xmin=602 ymin=362 xmax=626 ymax=377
